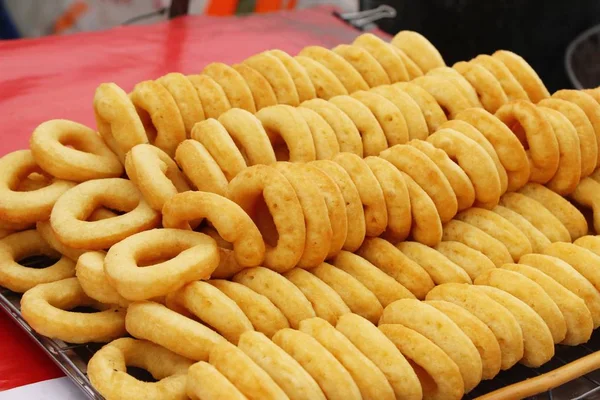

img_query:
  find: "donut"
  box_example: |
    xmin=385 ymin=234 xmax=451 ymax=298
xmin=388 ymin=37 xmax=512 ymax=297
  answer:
xmin=232 ymin=63 xmax=277 ymax=111
xmin=351 ymin=90 xmax=410 ymax=145
xmin=397 ymin=241 xmax=472 ymax=284
xmin=267 ymin=49 xmax=316 ymax=103
xmin=295 ymin=107 xmax=340 ymax=160
xmin=174 ymin=139 xmax=228 ymax=195
xmin=202 ymin=63 xmax=256 ymax=113
xmin=299 ymin=46 xmax=368 ymax=93
xmin=442 ymin=220 xmax=512 ymax=267
xmin=492 ymin=205 xmax=551 ymax=253
xmin=452 ymin=61 xmax=507 ymax=112
xmin=75 ymin=251 xmax=129 ymax=307
xmin=370 ymin=85 xmax=429 ymax=140
xmin=187 ymin=361 xmax=246 ymax=400
xmin=331 ymin=44 xmax=390 ymax=88
xmin=157 ymin=71 xmax=205 ymax=135
xmin=492 ymin=50 xmax=550 ymax=103
xmin=570 ymin=177 xmax=600 ymax=233
xmin=434 ymin=241 xmax=495 ymax=281
xmin=574 ymin=235 xmax=600 ymax=256
xmin=391 ymin=30 xmax=446 ymax=73
xmin=243 ymin=52 xmax=300 ymax=106
xmin=294 ymin=55 xmax=348 ymax=100
xmin=543 ymin=243 xmax=600 ymax=294
xmin=472 ymin=54 xmax=529 ymax=101
xmin=353 ymin=33 xmax=409 ymax=82
xmin=427 ymin=66 xmax=482 ymax=108
xmin=412 ymin=76 xmax=472 ymax=118
xmin=394 ymin=82 xmax=447 ymax=133
xmin=401 ymin=172 xmax=443 ymax=246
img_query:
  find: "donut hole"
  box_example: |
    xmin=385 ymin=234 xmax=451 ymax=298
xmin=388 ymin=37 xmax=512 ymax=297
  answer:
xmin=137 ymin=254 xmax=180 ymax=268
xmin=68 ymin=305 xmax=103 ymax=314
xmin=200 ymin=225 xmax=234 ymax=250
xmin=15 ymin=172 xmax=52 ymax=192
xmin=59 ymin=135 xmax=96 ymax=154
xmin=229 ymin=135 xmax=253 ymax=166
xmin=134 ymin=106 xmax=158 ymax=144
xmin=508 ymin=121 xmax=529 ymax=150
xmin=251 ymin=195 xmax=279 ymax=248
xmin=127 ymin=366 xmax=158 ymax=382
xmin=18 ymin=255 xmax=60 ymax=269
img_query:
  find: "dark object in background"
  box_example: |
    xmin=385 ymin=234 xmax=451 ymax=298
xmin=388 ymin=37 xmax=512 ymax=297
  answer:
xmin=363 ymin=0 xmax=600 ymax=92
xmin=566 ymin=24 xmax=600 ymax=89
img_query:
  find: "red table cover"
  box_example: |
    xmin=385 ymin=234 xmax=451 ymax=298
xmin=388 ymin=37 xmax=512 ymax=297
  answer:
xmin=0 ymin=5 xmax=387 ymax=392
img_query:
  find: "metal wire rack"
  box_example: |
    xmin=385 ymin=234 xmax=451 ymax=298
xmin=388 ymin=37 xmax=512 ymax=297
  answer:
xmin=2 ymin=257 xmax=600 ymax=400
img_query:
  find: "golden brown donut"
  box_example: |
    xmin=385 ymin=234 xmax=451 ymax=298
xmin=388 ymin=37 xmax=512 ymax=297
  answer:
xmin=351 ymin=90 xmax=410 ymax=146
xmin=475 ymin=268 xmax=567 ymax=343
xmin=397 ymin=241 xmax=472 ymax=284
xmin=370 ymin=85 xmax=429 ymax=140
xmin=434 ymin=241 xmax=496 ymax=281
xmin=519 ymin=183 xmax=588 ymax=241
xmin=353 ymin=33 xmax=409 ymax=82
xmin=412 ymin=75 xmax=472 ymax=118
xmin=455 ymin=107 xmax=530 ymax=191
xmin=426 ymin=283 xmax=524 ymax=370
xmin=187 ymin=74 xmax=232 ymax=120
xmin=391 ymin=30 xmax=446 ymax=73
xmin=267 ymin=49 xmax=316 ymax=103
xmin=573 ymin=235 xmax=600 ymax=256
xmin=243 ymin=52 xmax=300 ymax=106
xmin=394 ymin=82 xmax=448 ymax=133
xmin=157 ymin=72 xmax=205 ymax=136
xmin=452 ymin=61 xmax=508 ymax=113
xmin=202 ymin=62 xmax=256 ymax=113
xmin=299 ymin=46 xmax=369 ymax=93
xmin=570 ymin=176 xmax=600 ymax=233
xmin=492 ymin=50 xmax=550 ymax=103
xmin=331 ymin=44 xmax=391 ymax=88
xmin=295 ymin=55 xmax=348 ymax=100
xmin=492 ymin=205 xmax=551 ymax=253
xmin=174 ymin=139 xmax=228 ymax=195
xmin=391 ymin=47 xmax=424 ymax=79
xmin=427 ymin=66 xmax=482 ymax=108
xmin=543 ymin=242 xmax=600 ymax=294
xmin=472 ymin=54 xmax=529 ymax=101
xmin=357 ymin=237 xmax=434 ymax=300
xmin=401 ymin=172 xmax=443 ymax=246
xmin=187 ymin=361 xmax=247 ymax=400
xmin=232 ymin=63 xmax=277 ymax=111
xmin=295 ymin=107 xmax=340 ymax=160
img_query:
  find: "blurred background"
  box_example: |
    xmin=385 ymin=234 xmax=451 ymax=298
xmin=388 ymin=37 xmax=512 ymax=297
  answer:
xmin=1 ymin=0 xmax=599 ymax=91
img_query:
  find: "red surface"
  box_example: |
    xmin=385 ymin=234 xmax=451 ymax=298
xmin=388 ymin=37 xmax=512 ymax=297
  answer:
xmin=0 ymin=6 xmax=386 ymax=391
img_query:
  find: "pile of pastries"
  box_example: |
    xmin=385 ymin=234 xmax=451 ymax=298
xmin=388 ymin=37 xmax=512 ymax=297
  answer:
xmin=2 ymin=29 xmax=600 ymax=400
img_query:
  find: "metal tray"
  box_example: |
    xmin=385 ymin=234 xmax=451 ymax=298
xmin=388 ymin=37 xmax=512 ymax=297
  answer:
xmin=3 ymin=284 xmax=600 ymax=400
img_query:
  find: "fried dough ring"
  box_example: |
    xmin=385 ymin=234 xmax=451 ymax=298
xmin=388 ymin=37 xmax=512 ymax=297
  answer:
xmin=267 ymin=49 xmax=316 ymax=103
xmin=371 ymin=85 xmax=429 ymax=140
xmin=50 ymin=178 xmax=160 ymax=250
xmin=300 ymin=317 xmax=395 ymax=400
xmin=427 ymin=66 xmax=481 ymax=108
xmin=202 ymin=62 xmax=256 ymax=113
xmin=364 ymin=156 xmax=412 ymax=242
xmin=331 ymin=44 xmax=390 ymax=88
xmin=189 ymin=118 xmax=246 ymax=180
xmin=257 ymin=105 xmax=316 ymax=162
xmin=130 ymin=80 xmax=186 ymax=157
xmin=234 ymin=267 xmax=314 ymax=328
xmin=394 ymin=82 xmax=447 ymax=133
xmin=174 ymin=140 xmax=228 ymax=195
xmin=126 ymin=144 xmax=190 ymax=211
xmin=166 ymin=281 xmax=253 ymax=344
xmin=442 ymin=220 xmax=512 ymax=267
xmin=187 ymin=75 xmax=231 ymax=122
xmin=272 ymin=328 xmax=361 ymax=400
xmin=36 ymin=218 xmax=94 ymax=262
xmin=232 ymin=63 xmax=278 ymax=111
xmin=0 ymin=150 xmax=75 ymax=224
xmin=434 ymin=241 xmax=496 ymax=281
xmin=472 ymin=54 xmax=529 ymax=101
xmin=126 ymin=301 xmax=226 ymax=360
xmin=30 ymin=119 xmax=122 ymax=181
xmin=105 ymin=229 xmax=218 ymax=301
xmin=428 ymin=128 xmax=502 ymax=208
xmin=336 ymin=313 xmax=422 ymax=400
xmin=75 ymin=251 xmax=129 ymax=307
xmin=187 ymin=361 xmax=246 ymax=400
xmin=295 ymin=107 xmax=340 ymax=160
xmin=210 ymin=341 xmax=288 ymax=400
xmin=295 ymin=55 xmax=348 ymax=100
xmin=328 ymin=95 xmax=389 ymax=156
xmin=218 ymin=108 xmax=276 ymax=165
xmin=238 ymin=331 xmax=326 ymax=400
xmin=426 ymin=283 xmax=524 ymax=370
xmin=499 ymin=192 xmax=570 ymax=242
xmin=455 ymin=207 xmax=532 ymax=262
xmin=543 ymin=243 xmax=600 ymax=293
xmin=381 ymin=324 xmax=464 ymax=400
xmin=334 ymin=153 xmax=388 ymax=236
xmin=440 ymin=119 xmax=509 ymax=194
xmin=539 ymin=107 xmax=583 ymax=194
xmin=311 ymin=262 xmax=382 ymax=324
xmin=302 ymin=164 xmax=346 ymax=258
xmin=392 ymin=47 xmax=424 ymax=79
xmin=539 ymin=97 xmax=597 ymax=177
xmin=301 ymin=98 xmax=363 ymax=155
xmin=492 ymin=205 xmax=551 ymax=253
xmin=284 ymin=269 xmax=350 ymax=325
xmin=413 ymin=76 xmax=472 ymax=118
xmin=475 ymin=285 xmax=555 ymax=367
xmin=299 ymin=46 xmax=369 ymax=93
xmin=455 ymin=107 xmax=530 ymax=191
xmin=391 ymin=30 xmax=445 ymax=73
xmin=353 ymin=33 xmax=409 ymax=82
xmin=243 ymin=52 xmax=299 ymax=106
xmin=401 ymin=172 xmax=443 ymax=246
xmin=380 ymin=299 xmax=482 ymax=393
xmin=89 ymin=338 xmax=192 ymax=400
xmin=157 ymin=72 xmax=206 ymax=134
xmin=93 ymin=82 xmax=148 ymax=161
xmin=519 ymin=183 xmax=587 ymax=240
xmin=475 ymin=268 xmax=566 ymax=343
xmin=0 ymin=230 xmax=75 ymax=293
xmin=426 ymin=300 xmax=501 ymax=380
xmin=397 ymin=241 xmax=472 ymax=284
xmin=227 ymin=165 xmax=305 ymax=272
xmin=553 ymin=89 xmax=600 ymax=168
xmin=519 ymin=253 xmax=600 ymax=328
xmin=209 ymin=279 xmax=289 ymax=337
xmin=21 ymin=277 xmax=126 ymax=343
xmin=357 ymin=237 xmax=434 ymax=300
xmin=380 ymin=144 xmax=457 ymax=222
xmin=574 ymin=235 xmax=600 ymax=256
xmin=274 ymin=162 xmax=331 ymax=268
xmin=502 ymin=263 xmax=593 ymax=346
xmin=570 ymin=177 xmax=600 ymax=233
xmin=453 ymin=61 xmax=507 ymax=112
xmin=492 ymin=50 xmax=550 ymax=103
xmin=333 ymin=251 xmax=415 ymax=306
xmin=408 ymin=140 xmax=474 ymax=212
xmin=311 ymin=160 xmax=365 ymax=251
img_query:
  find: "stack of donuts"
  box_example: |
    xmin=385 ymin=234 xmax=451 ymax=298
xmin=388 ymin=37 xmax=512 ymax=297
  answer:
xmin=2 ymin=29 xmax=600 ymax=400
